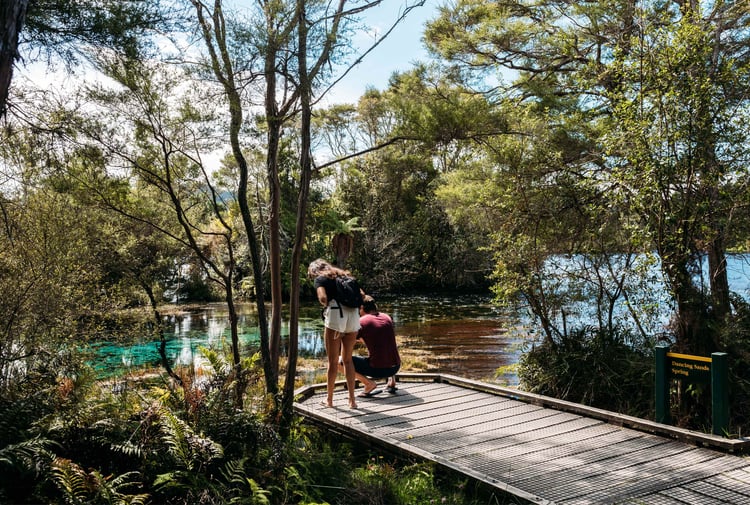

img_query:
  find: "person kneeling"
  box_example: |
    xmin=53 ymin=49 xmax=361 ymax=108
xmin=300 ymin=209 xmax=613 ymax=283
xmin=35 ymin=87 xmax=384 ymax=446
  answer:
xmin=346 ymin=295 xmax=401 ymax=397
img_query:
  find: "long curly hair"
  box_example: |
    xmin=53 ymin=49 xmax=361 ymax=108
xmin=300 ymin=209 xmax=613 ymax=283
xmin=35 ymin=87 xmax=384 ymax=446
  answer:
xmin=307 ymin=258 xmax=351 ymax=279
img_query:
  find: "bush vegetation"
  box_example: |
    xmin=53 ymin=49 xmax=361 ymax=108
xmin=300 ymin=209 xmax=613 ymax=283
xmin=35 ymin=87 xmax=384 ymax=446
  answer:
xmin=0 ymin=345 xmax=521 ymax=505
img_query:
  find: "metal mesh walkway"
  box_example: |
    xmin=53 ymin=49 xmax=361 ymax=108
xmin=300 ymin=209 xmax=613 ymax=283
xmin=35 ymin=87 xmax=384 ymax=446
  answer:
xmin=294 ymin=373 xmax=750 ymax=504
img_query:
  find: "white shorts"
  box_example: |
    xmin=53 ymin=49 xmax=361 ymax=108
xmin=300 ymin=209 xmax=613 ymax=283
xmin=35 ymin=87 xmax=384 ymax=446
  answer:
xmin=324 ymin=300 xmax=360 ymax=335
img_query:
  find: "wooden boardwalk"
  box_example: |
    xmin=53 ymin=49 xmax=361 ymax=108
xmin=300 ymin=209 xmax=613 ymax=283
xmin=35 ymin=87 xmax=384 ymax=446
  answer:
xmin=294 ymin=373 xmax=750 ymax=504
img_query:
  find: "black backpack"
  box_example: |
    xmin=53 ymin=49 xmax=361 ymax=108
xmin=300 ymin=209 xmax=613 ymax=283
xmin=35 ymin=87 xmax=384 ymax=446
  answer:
xmin=334 ymin=275 xmax=363 ymax=310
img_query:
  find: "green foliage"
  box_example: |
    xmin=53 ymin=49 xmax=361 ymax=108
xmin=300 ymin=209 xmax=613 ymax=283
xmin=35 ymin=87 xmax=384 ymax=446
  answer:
xmin=0 ymin=338 xmax=506 ymax=505
xmin=318 ymin=70 xmax=503 ymax=290
xmin=720 ymin=296 xmax=750 ymax=433
xmin=424 ymin=0 xmax=750 ymax=360
xmin=0 ymin=437 xmax=57 ymax=503
xmin=23 ymin=0 xmax=166 ymax=65
xmin=349 ymin=460 xmax=441 ymax=505
xmin=220 ymin=459 xmax=271 ymax=505
xmin=518 ymin=326 xmax=654 ymax=417
xmin=52 ymin=458 xmax=149 ymax=505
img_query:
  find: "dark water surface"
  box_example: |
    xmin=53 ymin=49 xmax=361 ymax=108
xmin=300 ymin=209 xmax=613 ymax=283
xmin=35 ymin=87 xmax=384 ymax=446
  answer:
xmin=90 ymin=293 xmax=526 ymax=384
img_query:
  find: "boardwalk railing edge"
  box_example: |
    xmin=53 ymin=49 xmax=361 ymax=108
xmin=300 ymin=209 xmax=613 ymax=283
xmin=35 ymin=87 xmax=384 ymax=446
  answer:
xmin=294 ymin=372 xmax=750 ymax=454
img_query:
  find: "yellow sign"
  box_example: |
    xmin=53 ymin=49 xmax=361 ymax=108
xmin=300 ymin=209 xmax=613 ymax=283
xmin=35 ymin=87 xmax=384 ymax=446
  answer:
xmin=667 ymin=352 xmax=711 ymax=383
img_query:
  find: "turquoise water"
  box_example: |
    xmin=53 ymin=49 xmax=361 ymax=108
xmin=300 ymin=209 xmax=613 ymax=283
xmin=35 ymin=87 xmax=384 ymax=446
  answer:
xmin=89 ymin=293 xmax=521 ymax=381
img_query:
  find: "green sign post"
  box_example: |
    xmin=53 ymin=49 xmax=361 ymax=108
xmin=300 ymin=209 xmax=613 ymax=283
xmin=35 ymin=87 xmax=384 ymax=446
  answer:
xmin=654 ymin=344 xmax=729 ymax=436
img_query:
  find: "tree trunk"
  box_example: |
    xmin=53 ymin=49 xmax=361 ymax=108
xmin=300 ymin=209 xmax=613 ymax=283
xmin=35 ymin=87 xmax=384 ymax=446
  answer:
xmin=708 ymin=234 xmax=730 ymax=317
xmin=0 ymin=0 xmax=29 ymax=115
xmin=264 ymin=10 xmax=284 ymax=379
xmin=662 ymin=256 xmax=710 ymax=355
xmin=142 ymin=282 xmax=183 ymax=386
xmin=192 ymin=0 xmax=277 ymax=398
xmin=282 ymin=0 xmax=312 ymax=426
xmin=331 ymin=232 xmax=353 ymax=268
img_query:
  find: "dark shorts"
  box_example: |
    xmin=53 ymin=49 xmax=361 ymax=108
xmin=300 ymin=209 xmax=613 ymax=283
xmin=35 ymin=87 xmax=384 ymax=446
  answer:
xmin=352 ymin=356 xmax=400 ymax=379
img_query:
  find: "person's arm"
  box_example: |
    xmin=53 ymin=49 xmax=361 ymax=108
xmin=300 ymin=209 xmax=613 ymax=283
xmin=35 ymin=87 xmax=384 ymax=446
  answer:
xmin=316 ymin=285 xmax=328 ymax=306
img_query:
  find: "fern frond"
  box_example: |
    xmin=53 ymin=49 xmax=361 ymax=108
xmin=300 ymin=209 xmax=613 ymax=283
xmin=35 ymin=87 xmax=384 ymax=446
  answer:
xmin=110 ymin=441 xmax=143 ymax=459
xmin=199 ymin=346 xmax=229 ymax=376
xmin=158 ymin=408 xmax=223 ymax=471
xmin=220 ymin=458 xmax=247 ymax=486
xmin=102 ymin=470 xmax=149 ymax=505
xmin=0 ymin=436 xmax=56 ymax=475
xmin=51 ymin=458 xmax=89 ymax=505
xmin=153 ymin=470 xmax=190 ymax=492
xmin=244 ymin=478 xmax=271 ymax=505
xmin=221 ymin=458 xmax=272 ymax=505
xmin=159 ymin=409 xmax=192 ymax=470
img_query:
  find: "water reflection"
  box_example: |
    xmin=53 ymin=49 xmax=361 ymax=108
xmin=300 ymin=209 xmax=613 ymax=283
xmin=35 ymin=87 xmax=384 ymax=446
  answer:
xmin=90 ymin=294 xmax=525 ymax=383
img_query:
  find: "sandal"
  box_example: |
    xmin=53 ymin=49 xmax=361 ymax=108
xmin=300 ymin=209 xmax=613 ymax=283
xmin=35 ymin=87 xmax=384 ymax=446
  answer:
xmin=357 ymin=388 xmax=382 ymax=398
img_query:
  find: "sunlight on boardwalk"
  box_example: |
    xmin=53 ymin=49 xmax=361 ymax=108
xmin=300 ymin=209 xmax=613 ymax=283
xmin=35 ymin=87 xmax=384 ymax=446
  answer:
xmin=294 ymin=374 xmax=750 ymax=504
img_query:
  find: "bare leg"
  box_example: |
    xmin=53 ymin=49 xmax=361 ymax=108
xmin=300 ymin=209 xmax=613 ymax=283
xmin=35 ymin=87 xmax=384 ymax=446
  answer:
xmin=340 ymin=331 xmax=358 ymax=408
xmin=323 ymin=327 xmax=339 ymax=407
xmin=359 ymin=374 xmax=378 ymax=393
xmin=337 ymin=362 xmax=377 ymax=392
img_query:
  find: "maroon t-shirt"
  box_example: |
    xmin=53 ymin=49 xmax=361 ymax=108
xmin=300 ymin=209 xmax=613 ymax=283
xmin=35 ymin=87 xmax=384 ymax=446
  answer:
xmin=357 ymin=312 xmax=401 ymax=369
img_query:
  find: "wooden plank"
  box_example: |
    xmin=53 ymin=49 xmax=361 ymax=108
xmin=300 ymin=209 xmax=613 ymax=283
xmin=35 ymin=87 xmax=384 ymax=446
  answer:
xmin=491 ymin=424 xmax=644 ymax=471
xmin=720 ymin=467 xmax=750 ymax=485
xmin=376 ymin=401 xmax=546 ymax=441
xmin=432 ymin=412 xmax=595 ymax=460
xmin=332 ymin=389 xmax=514 ymax=430
xmin=406 ymin=409 xmax=568 ymax=450
xmin=428 ymin=374 xmax=750 ymax=453
xmin=539 ymin=445 xmax=706 ymax=501
xmin=446 ymin=417 xmax=615 ymax=468
xmin=337 ymin=384 xmax=545 ymax=433
xmin=350 ymin=390 xmax=497 ymax=420
xmin=698 ymin=474 xmax=750 ymax=498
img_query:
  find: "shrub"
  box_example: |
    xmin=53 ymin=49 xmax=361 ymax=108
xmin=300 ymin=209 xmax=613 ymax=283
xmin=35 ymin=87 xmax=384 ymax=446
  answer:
xmin=517 ymin=325 xmax=654 ymax=417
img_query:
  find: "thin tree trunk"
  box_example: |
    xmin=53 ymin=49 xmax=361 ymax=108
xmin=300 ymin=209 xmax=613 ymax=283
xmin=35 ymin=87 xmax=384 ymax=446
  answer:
xmin=142 ymin=283 xmax=183 ymax=386
xmin=192 ymin=0 xmax=276 ymax=397
xmin=707 ymin=233 xmax=730 ymax=339
xmin=264 ymin=8 xmax=284 ymax=379
xmin=0 ymin=0 xmax=29 ymax=115
xmin=663 ymin=257 xmax=709 ymax=354
xmin=282 ymin=0 xmax=312 ymax=425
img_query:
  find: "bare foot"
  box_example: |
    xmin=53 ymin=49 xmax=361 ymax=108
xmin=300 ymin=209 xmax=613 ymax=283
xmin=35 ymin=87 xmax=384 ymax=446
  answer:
xmin=348 ymin=401 xmax=358 ymax=409
xmin=363 ymin=382 xmax=378 ymax=395
xmin=320 ymin=400 xmax=333 ymax=408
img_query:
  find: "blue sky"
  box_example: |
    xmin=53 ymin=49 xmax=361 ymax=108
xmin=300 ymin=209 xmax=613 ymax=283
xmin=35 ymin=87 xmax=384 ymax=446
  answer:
xmin=325 ymin=0 xmax=440 ymax=104
xmin=19 ymin=0 xmax=441 ymax=106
